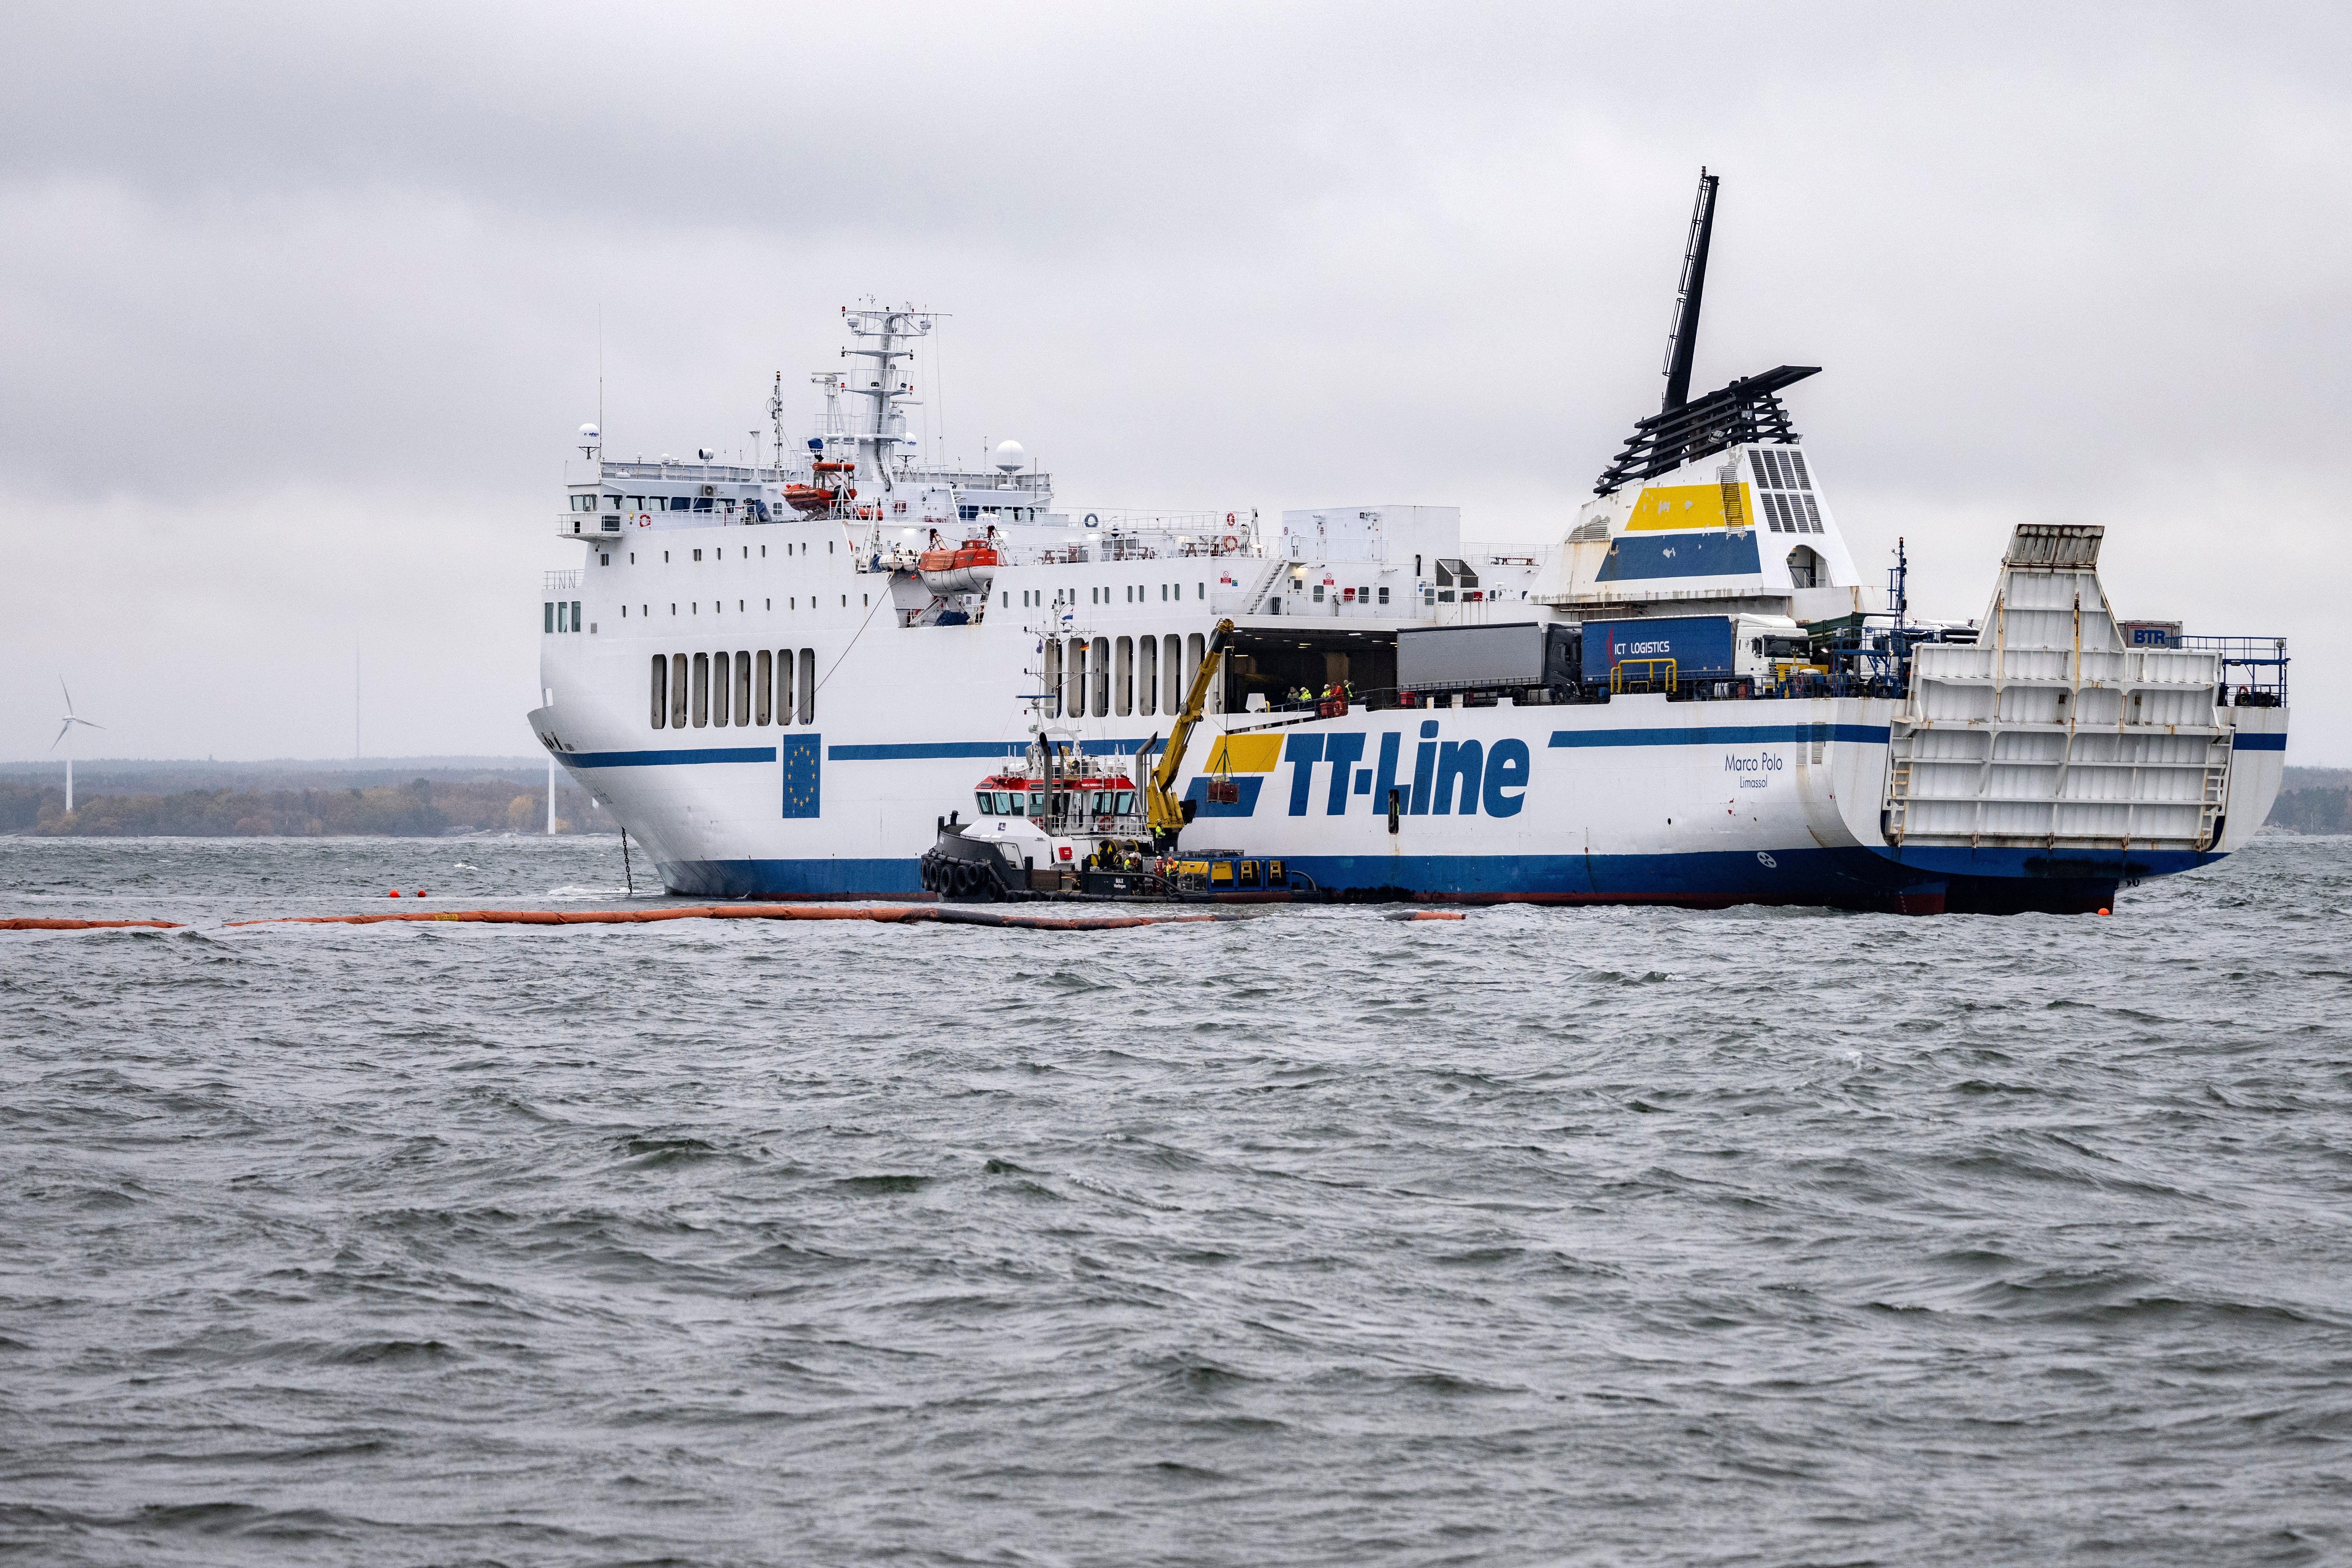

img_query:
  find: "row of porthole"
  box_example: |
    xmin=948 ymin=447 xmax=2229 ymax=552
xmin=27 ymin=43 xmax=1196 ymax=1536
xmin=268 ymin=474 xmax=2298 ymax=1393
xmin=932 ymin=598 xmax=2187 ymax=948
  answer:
xmin=651 ymin=649 xmax=818 ymax=731
xmin=1040 ymin=632 xmax=1207 ymax=721
xmin=621 ymin=591 xmax=868 ymax=619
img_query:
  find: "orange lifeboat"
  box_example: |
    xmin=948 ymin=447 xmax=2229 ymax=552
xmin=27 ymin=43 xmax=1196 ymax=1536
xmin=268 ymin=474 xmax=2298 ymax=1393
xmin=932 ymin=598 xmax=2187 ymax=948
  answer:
xmin=783 ymin=485 xmax=837 ymax=512
xmin=920 ymin=536 xmax=1000 ymax=594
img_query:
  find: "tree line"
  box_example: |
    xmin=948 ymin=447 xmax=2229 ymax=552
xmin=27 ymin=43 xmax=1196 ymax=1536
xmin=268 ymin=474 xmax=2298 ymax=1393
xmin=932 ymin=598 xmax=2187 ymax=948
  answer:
xmin=0 ymin=778 xmax=606 ymax=836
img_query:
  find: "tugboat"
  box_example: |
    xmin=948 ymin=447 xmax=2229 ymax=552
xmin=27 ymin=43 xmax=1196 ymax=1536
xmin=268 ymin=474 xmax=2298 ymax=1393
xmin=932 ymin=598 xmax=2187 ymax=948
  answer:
xmin=920 ymin=619 xmax=1321 ymax=902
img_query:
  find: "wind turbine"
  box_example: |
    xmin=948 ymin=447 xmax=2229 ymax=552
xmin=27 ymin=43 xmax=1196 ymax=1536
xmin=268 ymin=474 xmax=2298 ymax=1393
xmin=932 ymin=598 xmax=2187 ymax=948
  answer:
xmin=51 ymin=679 xmax=104 ymax=814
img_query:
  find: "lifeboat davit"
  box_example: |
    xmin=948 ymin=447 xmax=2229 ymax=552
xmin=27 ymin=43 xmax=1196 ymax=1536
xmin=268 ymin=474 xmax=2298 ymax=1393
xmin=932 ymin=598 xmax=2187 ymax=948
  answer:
xmin=783 ymin=484 xmax=837 ymax=513
xmin=919 ymin=537 xmax=999 ymax=594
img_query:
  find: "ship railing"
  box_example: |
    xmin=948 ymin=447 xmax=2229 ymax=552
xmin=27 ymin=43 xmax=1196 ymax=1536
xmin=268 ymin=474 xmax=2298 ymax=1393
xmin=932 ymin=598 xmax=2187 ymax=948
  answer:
xmin=596 ymin=459 xmax=768 ymax=483
xmin=1611 ymin=658 xmax=1678 ymax=695
xmin=1082 ymin=508 xmax=1255 ymax=539
xmin=2181 ymin=635 xmax=2289 ymax=706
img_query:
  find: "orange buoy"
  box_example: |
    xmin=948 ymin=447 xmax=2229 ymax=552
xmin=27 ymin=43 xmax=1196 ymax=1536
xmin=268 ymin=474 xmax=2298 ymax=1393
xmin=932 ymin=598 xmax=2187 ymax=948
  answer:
xmin=2097 ymin=907 xmax=2111 ymax=916
xmin=388 ymin=890 xmax=400 ymax=898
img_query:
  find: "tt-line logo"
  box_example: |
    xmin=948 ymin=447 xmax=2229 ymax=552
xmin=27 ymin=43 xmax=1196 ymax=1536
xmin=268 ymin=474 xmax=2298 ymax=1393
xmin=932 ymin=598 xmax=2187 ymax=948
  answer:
xmin=1276 ymin=720 xmax=1530 ymax=818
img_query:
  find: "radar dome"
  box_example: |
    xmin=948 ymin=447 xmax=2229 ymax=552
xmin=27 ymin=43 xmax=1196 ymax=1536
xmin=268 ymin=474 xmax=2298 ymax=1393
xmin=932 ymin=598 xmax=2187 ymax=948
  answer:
xmin=578 ymin=423 xmax=600 ymax=440
xmin=993 ymin=439 xmax=1026 ymax=473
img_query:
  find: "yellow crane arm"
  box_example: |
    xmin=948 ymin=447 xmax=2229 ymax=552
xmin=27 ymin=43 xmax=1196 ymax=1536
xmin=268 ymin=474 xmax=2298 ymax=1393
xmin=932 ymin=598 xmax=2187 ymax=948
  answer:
xmin=1142 ymin=618 xmax=1235 ymax=845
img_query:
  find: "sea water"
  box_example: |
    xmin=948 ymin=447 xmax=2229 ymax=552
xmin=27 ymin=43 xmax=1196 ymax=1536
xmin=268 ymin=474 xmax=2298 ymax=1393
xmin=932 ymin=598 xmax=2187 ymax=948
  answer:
xmin=2 ymin=834 xmax=2347 ymax=1565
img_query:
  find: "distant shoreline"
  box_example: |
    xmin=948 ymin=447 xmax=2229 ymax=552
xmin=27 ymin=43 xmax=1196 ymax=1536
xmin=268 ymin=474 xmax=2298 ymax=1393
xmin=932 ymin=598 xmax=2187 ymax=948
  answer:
xmin=2 ymin=762 xmax=609 ymax=838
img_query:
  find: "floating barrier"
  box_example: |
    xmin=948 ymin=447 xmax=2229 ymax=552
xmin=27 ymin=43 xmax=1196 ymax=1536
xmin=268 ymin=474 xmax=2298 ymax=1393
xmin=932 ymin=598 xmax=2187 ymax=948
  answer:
xmin=1 ymin=904 xmax=1274 ymax=934
xmin=0 ymin=902 xmax=1488 ymax=934
xmin=221 ymin=903 xmax=1268 ymax=932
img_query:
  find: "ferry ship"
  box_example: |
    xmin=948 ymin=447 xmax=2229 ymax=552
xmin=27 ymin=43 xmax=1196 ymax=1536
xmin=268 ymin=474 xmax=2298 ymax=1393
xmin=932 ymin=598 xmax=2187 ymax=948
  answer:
xmin=531 ymin=174 xmax=2287 ymax=915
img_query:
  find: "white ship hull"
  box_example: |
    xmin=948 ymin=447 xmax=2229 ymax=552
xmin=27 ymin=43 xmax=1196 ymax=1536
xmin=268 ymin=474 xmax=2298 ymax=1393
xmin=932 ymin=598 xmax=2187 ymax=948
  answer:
xmin=531 ymin=521 xmax=2286 ymax=916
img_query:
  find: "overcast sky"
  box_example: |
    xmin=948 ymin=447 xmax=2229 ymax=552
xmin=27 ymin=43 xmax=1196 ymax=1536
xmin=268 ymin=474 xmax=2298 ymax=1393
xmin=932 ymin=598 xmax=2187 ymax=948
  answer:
xmin=5 ymin=1 xmax=2346 ymax=765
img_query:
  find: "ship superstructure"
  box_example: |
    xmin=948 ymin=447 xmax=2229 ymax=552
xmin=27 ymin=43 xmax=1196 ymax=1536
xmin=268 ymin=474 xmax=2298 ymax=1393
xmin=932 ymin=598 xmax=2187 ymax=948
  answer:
xmin=532 ymin=186 xmax=2287 ymax=915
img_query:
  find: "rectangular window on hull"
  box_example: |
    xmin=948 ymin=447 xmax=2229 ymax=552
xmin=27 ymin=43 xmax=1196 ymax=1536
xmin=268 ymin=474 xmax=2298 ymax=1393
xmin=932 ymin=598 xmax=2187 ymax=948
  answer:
xmin=1092 ymin=636 xmax=1110 ymax=718
xmin=650 ymin=655 xmax=668 ymax=729
xmin=799 ymin=648 xmax=816 ymax=724
xmin=1164 ymin=634 xmax=1181 ymax=713
xmin=1066 ymin=638 xmax=1087 ymax=718
xmin=735 ymin=649 xmax=752 ymax=725
xmin=1138 ymin=635 xmax=1158 ymax=717
xmin=1044 ymin=637 xmax=1062 ymax=719
xmin=571 ymin=600 xmax=581 ymax=631
xmin=777 ymin=648 xmax=794 ymax=725
xmin=671 ymin=653 xmax=688 ymax=728
xmin=756 ymin=649 xmax=773 ymax=725
xmin=544 ymin=602 xmax=554 ymax=634
xmin=712 ymin=651 xmax=730 ymax=726
xmin=1115 ymin=636 xmax=1133 ymax=717
xmin=692 ymin=652 xmax=709 ymax=727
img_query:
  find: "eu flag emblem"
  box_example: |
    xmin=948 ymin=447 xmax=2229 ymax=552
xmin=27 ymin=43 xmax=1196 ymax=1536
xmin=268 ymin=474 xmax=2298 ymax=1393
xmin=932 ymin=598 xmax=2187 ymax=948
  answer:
xmin=781 ymin=735 xmax=821 ymax=818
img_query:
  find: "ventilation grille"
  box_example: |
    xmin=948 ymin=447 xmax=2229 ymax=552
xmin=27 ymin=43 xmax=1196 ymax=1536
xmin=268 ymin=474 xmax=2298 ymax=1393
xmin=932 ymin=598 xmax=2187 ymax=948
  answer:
xmin=1748 ymin=448 xmax=1822 ymax=535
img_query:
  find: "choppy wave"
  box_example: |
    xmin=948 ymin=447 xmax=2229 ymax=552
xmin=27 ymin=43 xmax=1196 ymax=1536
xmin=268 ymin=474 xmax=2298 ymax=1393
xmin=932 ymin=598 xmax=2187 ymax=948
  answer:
xmin=2 ymin=833 xmax=2348 ymax=1565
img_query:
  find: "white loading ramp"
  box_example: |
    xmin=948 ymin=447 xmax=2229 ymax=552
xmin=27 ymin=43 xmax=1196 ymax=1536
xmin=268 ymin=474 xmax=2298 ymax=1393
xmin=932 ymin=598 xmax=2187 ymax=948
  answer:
xmin=1884 ymin=524 xmax=2238 ymax=852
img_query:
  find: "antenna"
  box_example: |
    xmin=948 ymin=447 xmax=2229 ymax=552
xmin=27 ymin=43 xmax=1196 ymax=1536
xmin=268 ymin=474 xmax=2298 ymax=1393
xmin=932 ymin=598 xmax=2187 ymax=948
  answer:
xmin=1661 ymin=168 xmax=1720 ymax=414
xmin=769 ymin=372 xmax=786 ymax=477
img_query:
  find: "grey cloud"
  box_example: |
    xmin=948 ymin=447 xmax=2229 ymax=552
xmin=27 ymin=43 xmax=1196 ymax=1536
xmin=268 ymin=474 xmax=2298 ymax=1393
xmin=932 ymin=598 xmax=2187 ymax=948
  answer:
xmin=4 ymin=1 xmax=2346 ymax=758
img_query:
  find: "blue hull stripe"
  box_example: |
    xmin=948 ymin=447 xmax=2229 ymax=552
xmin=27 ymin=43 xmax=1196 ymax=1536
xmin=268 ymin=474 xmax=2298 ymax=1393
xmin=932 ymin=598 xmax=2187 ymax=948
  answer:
xmin=829 ymin=741 xmax=1028 ymax=761
xmin=1548 ymin=723 xmax=1888 ymax=749
xmin=829 ymin=738 xmax=1153 ymax=761
xmin=837 ymin=725 xmax=1901 ymax=765
xmin=655 ymin=842 xmax=2221 ymax=906
xmin=2232 ymin=732 xmax=2286 ymax=751
xmin=567 ymin=746 xmax=776 ymax=769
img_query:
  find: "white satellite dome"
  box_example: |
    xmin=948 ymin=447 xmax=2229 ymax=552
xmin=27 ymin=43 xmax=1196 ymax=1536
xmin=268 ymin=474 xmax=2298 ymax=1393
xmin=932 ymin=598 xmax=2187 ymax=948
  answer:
xmin=993 ymin=439 xmax=1026 ymax=473
xmin=578 ymin=422 xmax=601 ymax=440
